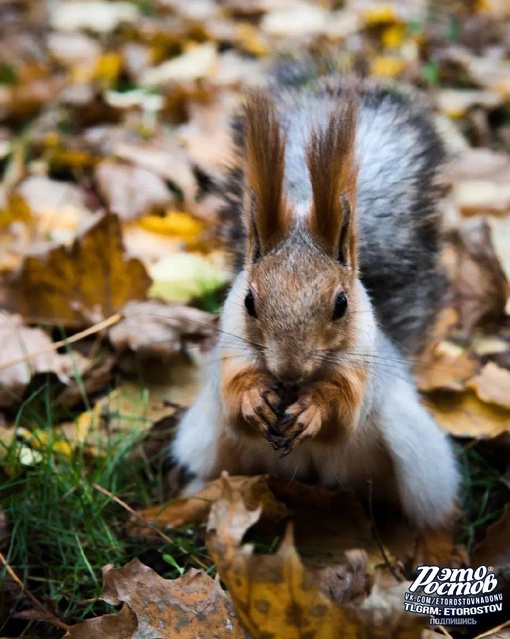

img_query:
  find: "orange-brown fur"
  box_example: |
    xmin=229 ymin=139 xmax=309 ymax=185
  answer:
xmin=243 ymin=92 xmax=290 ymax=259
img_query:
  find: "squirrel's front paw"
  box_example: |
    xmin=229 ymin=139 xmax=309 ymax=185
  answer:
xmin=278 ymin=391 xmax=324 ymax=447
xmin=240 ymin=378 xmax=284 ymax=442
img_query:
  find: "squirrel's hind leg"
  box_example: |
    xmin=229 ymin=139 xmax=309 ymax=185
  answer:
xmin=376 ymin=377 xmax=460 ymax=529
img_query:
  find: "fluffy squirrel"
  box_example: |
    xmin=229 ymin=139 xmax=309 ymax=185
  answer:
xmin=171 ymin=78 xmax=460 ymax=529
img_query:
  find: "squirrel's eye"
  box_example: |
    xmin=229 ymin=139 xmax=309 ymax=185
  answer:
xmin=244 ymin=290 xmax=257 ymax=319
xmin=332 ymin=292 xmax=347 ymax=321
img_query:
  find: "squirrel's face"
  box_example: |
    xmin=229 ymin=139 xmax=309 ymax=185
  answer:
xmin=243 ymin=237 xmax=359 ymax=384
xmin=239 ymin=90 xmax=360 ymax=383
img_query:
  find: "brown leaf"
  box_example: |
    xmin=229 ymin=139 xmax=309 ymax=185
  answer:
xmin=65 ymin=559 xmax=249 ymax=639
xmin=113 ymin=135 xmax=198 ymax=206
xmin=95 ymin=161 xmax=174 ymax=220
xmin=448 ymin=148 xmax=510 ymax=216
xmin=425 ymin=391 xmax=510 ymax=438
xmin=138 ymin=474 xmax=291 ymax=530
xmin=206 ymin=476 xmax=428 ymax=639
xmin=443 ymin=218 xmax=508 ymax=333
xmin=472 ymin=504 xmax=510 ymax=569
xmin=108 ymin=300 xmax=217 ymax=360
xmin=417 ymin=341 xmax=480 ymax=393
xmin=0 ymin=312 xmax=88 ymax=408
xmin=467 ymin=362 xmax=510 ymax=410
xmin=14 ymin=213 xmax=152 ymax=325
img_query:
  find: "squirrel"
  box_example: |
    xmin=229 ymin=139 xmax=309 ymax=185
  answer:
xmin=171 ymin=77 xmax=460 ymax=530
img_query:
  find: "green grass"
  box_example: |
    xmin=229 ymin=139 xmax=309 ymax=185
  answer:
xmin=0 ymin=381 xmax=209 ymax=637
xmin=457 ymin=443 xmax=509 ymax=552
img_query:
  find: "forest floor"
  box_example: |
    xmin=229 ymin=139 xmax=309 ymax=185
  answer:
xmin=1 ymin=1 xmax=510 ymax=638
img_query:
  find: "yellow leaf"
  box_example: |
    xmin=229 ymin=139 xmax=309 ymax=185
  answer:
xmin=148 ymin=252 xmax=229 ymax=304
xmin=235 ymin=23 xmax=270 ymax=57
xmin=138 ymin=211 xmax=204 ymax=241
xmin=363 ymin=5 xmax=400 ymax=25
xmin=370 ymin=56 xmax=406 ymax=78
xmin=14 ymin=213 xmax=152 ymax=325
xmin=381 ymin=23 xmax=405 ymax=49
xmin=95 ymin=52 xmax=122 ymax=87
xmin=425 ymin=391 xmax=510 ymax=439
xmin=0 ymin=194 xmax=31 ymax=228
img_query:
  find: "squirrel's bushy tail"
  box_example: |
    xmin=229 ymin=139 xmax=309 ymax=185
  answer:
xmin=219 ymin=73 xmax=447 ymax=355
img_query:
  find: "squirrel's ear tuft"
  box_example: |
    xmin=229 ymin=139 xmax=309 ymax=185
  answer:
xmin=306 ymin=93 xmax=358 ymax=269
xmin=243 ymin=91 xmax=289 ymax=262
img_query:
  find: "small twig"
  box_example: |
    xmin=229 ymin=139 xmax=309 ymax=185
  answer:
xmin=92 ymin=483 xmax=209 ymax=571
xmin=0 ymin=313 xmax=122 ymax=371
xmin=0 ymin=550 xmax=71 ymax=632
xmin=366 ymin=479 xmax=403 ymax=583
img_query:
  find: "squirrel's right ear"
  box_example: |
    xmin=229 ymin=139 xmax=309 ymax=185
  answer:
xmin=306 ymin=96 xmax=358 ymax=270
xmin=242 ymin=92 xmax=289 ymax=263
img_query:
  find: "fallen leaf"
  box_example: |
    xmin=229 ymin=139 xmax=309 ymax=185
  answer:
xmin=95 ymin=161 xmax=174 ymax=220
xmin=472 ymin=503 xmax=510 ymax=569
xmin=0 ymin=312 xmax=88 ymax=408
xmin=16 ymin=175 xmax=93 ymax=241
xmin=443 ymin=218 xmax=508 ymax=333
xmin=448 ymin=148 xmax=510 ymax=216
xmin=14 ymin=214 xmax=152 ymax=325
xmin=425 ymin=391 xmax=510 ymax=439
xmin=138 ymin=211 xmax=204 ymax=242
xmin=148 ymin=252 xmax=229 ymax=304
xmin=65 ymin=559 xmax=249 ymax=639
xmin=52 ymin=1 xmax=140 ymax=33
xmin=141 ymin=42 xmax=218 ymax=87
xmin=436 ymin=89 xmax=502 ymax=119
xmin=108 ymin=300 xmax=217 ymax=360
xmin=487 ymin=216 xmax=510 ymax=282
xmin=261 ymin=3 xmax=328 ymax=38
xmin=467 ymin=362 xmax=510 ymax=410
xmin=113 ymin=135 xmax=198 ymax=205
xmin=207 ymin=476 xmax=428 ymax=639
xmin=417 ymin=341 xmax=480 ymax=393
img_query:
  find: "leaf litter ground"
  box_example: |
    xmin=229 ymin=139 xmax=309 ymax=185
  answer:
xmin=1 ymin=0 xmax=510 ymax=638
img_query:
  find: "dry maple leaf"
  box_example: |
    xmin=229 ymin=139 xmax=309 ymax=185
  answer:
xmin=0 ymin=312 xmax=88 ymax=408
xmin=65 ymin=559 xmax=249 ymax=639
xmin=13 ymin=213 xmax=152 ymax=325
xmin=206 ymin=475 xmax=429 ymax=639
xmin=108 ymin=300 xmax=217 ymax=360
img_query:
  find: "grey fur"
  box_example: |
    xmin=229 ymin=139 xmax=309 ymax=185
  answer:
xmin=220 ymin=79 xmax=447 ymax=354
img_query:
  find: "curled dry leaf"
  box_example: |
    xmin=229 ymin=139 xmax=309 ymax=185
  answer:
xmin=108 ymin=300 xmax=217 ymax=360
xmin=95 ymin=161 xmax=174 ymax=220
xmin=472 ymin=504 xmax=510 ymax=570
xmin=443 ymin=218 xmax=508 ymax=333
xmin=467 ymin=362 xmax=510 ymax=410
xmin=0 ymin=312 xmax=88 ymax=408
xmin=65 ymin=558 xmax=249 ymax=639
xmin=13 ymin=213 xmax=152 ymax=325
xmin=206 ymin=476 xmax=428 ymax=639
xmin=417 ymin=340 xmax=480 ymax=393
xmin=138 ymin=474 xmax=291 ymax=531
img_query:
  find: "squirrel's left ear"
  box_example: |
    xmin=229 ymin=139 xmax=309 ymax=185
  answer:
xmin=306 ymin=96 xmax=358 ymax=270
